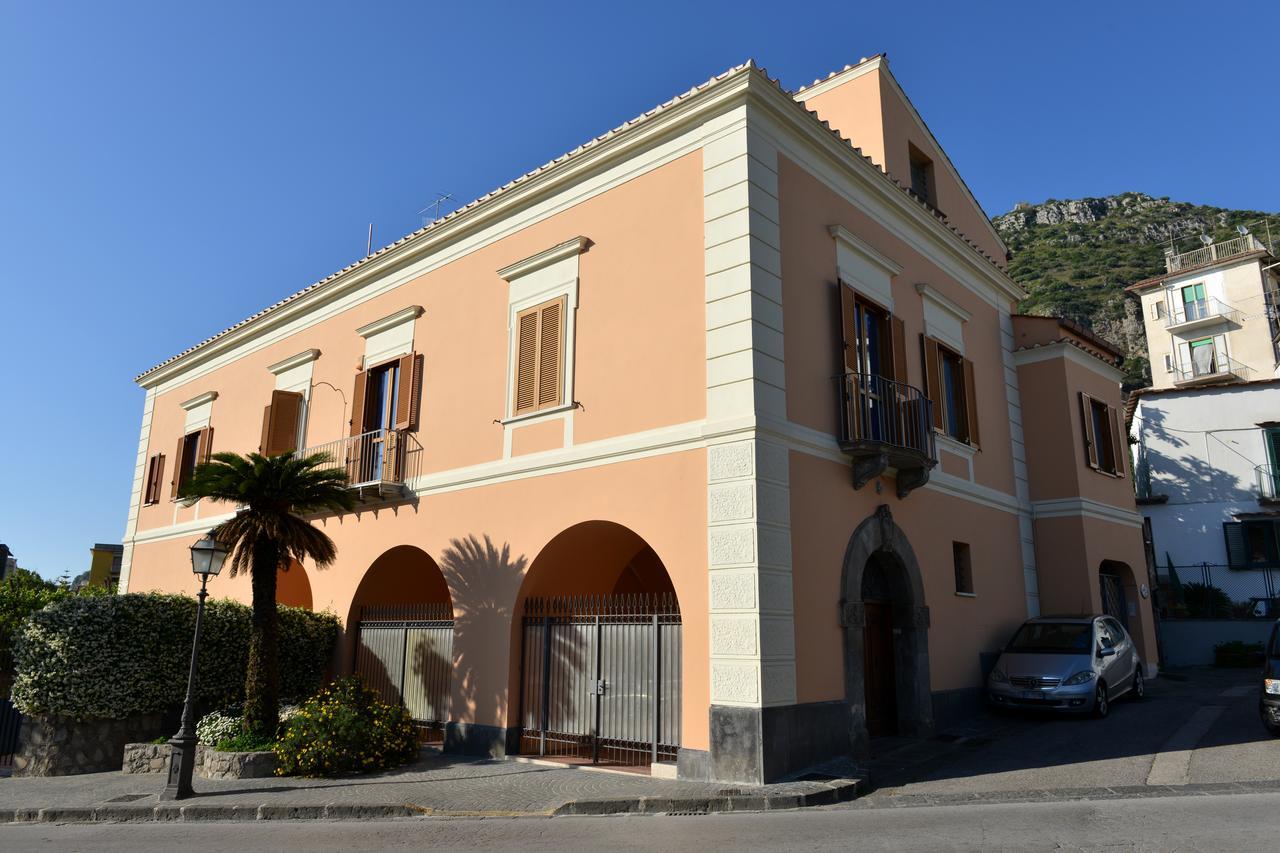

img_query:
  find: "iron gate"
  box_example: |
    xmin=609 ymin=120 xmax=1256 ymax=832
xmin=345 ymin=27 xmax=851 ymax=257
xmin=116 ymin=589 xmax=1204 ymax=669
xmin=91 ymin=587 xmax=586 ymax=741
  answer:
xmin=355 ymin=603 xmax=454 ymax=739
xmin=1100 ymin=572 xmax=1128 ymax=629
xmin=519 ymin=593 xmax=681 ymax=766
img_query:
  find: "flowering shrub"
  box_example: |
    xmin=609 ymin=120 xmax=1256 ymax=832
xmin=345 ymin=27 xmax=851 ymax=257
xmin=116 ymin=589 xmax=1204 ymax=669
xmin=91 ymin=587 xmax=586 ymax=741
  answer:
xmin=273 ymin=678 xmax=418 ymax=777
xmin=11 ymin=593 xmax=339 ymax=719
xmin=196 ymin=708 xmax=243 ymax=745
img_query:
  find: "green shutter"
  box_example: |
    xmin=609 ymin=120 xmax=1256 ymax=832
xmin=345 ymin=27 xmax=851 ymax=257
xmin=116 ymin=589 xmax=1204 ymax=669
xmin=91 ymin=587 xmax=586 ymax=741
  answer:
xmin=1224 ymin=522 xmax=1248 ymax=569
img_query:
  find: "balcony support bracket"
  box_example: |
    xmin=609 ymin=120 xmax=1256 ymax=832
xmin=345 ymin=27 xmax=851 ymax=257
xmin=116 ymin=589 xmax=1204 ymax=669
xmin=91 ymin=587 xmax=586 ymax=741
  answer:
xmin=896 ymin=464 xmax=932 ymax=499
xmin=851 ymin=453 xmax=889 ymax=491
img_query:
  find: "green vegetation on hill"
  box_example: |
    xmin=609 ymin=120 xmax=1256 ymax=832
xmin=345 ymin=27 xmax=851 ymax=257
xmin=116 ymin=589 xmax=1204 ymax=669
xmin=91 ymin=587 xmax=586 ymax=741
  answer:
xmin=991 ymin=192 xmax=1279 ymax=388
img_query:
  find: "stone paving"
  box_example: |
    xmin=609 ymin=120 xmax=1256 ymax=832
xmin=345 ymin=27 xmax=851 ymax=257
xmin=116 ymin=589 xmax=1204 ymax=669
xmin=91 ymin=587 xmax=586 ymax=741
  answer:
xmin=0 ymin=752 xmax=864 ymax=822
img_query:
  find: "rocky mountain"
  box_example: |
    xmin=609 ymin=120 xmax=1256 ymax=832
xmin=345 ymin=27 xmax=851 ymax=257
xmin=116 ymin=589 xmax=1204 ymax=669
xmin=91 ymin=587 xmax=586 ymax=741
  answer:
xmin=992 ymin=193 xmax=1278 ymax=388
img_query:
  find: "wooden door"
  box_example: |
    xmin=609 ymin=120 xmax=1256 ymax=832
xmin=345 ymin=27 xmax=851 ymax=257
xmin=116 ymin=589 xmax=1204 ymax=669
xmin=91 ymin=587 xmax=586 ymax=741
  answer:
xmin=863 ymin=600 xmax=897 ymax=738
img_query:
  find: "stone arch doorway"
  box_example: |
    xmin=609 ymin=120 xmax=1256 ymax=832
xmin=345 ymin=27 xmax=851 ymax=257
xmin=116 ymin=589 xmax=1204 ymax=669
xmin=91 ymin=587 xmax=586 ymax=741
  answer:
xmin=840 ymin=505 xmax=932 ymax=757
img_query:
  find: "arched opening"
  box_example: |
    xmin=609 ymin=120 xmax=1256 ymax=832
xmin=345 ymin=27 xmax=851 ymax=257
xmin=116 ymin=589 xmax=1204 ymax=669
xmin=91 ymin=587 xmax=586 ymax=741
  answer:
xmin=841 ymin=506 xmax=933 ymax=758
xmin=1099 ymin=560 xmax=1132 ymax=629
xmin=347 ymin=545 xmax=454 ymax=742
xmin=276 ymin=559 xmax=313 ymax=610
xmin=513 ymin=521 xmax=680 ymax=768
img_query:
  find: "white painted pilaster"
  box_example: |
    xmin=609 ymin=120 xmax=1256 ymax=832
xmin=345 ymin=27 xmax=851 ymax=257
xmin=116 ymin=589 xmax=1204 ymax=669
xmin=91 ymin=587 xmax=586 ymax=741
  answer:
xmin=999 ymin=309 xmax=1040 ymax=616
xmin=118 ymin=387 xmax=157 ymax=593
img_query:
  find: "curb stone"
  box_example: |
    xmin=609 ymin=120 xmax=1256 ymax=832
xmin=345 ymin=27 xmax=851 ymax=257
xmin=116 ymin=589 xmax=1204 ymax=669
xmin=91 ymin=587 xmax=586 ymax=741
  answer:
xmin=552 ymin=779 xmax=865 ymax=816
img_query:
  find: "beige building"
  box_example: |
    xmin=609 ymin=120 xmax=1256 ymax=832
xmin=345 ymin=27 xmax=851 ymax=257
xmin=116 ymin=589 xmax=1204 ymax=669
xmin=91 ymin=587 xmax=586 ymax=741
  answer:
xmin=1130 ymin=233 xmax=1280 ymax=389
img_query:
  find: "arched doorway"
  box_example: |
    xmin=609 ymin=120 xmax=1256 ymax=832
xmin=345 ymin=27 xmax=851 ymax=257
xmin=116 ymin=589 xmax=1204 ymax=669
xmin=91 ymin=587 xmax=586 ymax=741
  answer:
xmin=840 ymin=505 xmax=932 ymax=757
xmin=348 ymin=546 xmax=454 ymax=741
xmin=513 ymin=521 xmax=680 ymax=767
xmin=1099 ymin=560 xmax=1130 ymax=629
xmin=276 ymin=559 xmax=313 ymax=610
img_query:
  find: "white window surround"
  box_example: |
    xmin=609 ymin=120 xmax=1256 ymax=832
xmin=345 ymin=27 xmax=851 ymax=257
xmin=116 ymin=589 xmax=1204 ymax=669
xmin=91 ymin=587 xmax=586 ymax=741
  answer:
xmin=916 ymin=282 xmax=969 ymax=355
xmin=829 ymin=224 xmax=900 ymax=311
xmin=357 ymin=306 xmax=423 ymax=368
xmin=180 ymin=391 xmax=217 ymax=432
xmin=499 ymin=236 xmax=588 ymax=426
xmin=935 ymin=432 xmax=975 ymax=480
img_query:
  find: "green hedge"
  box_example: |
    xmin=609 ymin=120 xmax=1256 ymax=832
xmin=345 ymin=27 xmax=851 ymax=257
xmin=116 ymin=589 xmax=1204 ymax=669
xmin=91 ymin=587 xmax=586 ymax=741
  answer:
xmin=11 ymin=593 xmax=340 ymax=720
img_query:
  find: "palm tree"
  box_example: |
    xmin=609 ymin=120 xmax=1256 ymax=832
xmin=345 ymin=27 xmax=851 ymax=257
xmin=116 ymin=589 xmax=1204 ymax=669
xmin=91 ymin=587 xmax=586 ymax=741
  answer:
xmin=181 ymin=451 xmax=354 ymax=735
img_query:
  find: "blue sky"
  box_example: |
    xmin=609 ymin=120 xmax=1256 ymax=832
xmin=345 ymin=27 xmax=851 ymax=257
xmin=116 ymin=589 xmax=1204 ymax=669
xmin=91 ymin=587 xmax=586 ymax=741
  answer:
xmin=2 ymin=1 xmax=1277 ymax=579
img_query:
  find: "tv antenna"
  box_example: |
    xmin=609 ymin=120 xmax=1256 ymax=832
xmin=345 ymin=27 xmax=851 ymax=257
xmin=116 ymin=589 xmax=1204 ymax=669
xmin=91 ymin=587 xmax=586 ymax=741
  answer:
xmin=419 ymin=193 xmax=455 ymax=226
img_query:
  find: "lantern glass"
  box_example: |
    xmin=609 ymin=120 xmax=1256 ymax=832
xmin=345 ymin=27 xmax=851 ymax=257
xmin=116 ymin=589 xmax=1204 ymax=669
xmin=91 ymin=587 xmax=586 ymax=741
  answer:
xmin=189 ymin=533 xmax=229 ymax=578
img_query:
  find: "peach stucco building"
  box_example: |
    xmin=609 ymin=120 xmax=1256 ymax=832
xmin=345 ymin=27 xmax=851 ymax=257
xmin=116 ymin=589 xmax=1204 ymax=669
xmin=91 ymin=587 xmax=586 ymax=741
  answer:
xmin=120 ymin=56 xmax=1155 ymax=784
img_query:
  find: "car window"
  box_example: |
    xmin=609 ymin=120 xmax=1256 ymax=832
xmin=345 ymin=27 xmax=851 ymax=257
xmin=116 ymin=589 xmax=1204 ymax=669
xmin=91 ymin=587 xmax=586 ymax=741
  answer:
xmin=1105 ymin=618 xmax=1127 ymax=642
xmin=1096 ymin=621 xmax=1116 ymax=649
xmin=1007 ymin=622 xmax=1092 ymax=653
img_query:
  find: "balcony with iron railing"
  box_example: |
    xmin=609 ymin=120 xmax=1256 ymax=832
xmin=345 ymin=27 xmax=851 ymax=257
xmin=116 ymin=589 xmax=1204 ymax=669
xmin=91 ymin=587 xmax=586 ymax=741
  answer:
xmin=1164 ymin=233 xmax=1267 ymax=273
xmin=834 ymin=372 xmax=936 ymax=497
xmin=300 ymin=427 xmax=422 ymax=503
xmin=1163 ymin=296 xmax=1241 ymax=333
xmin=1171 ymin=352 xmax=1253 ymax=386
xmin=1259 ymin=465 xmax=1280 ymax=504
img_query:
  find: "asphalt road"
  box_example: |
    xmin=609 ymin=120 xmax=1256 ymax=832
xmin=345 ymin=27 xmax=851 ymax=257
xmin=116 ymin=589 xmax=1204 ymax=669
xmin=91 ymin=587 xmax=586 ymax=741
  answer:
xmin=5 ymin=792 xmax=1280 ymax=852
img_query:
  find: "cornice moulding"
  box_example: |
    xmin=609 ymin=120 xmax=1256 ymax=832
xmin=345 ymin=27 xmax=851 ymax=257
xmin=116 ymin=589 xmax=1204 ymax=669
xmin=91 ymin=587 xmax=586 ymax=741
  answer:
xmin=497 ymin=236 xmax=590 ymax=280
xmin=179 ymin=391 xmax=218 ymax=411
xmin=268 ymin=349 xmax=321 ymax=375
xmin=915 ymin=283 xmax=972 ymax=322
xmin=356 ymin=306 xmax=424 ymax=339
xmin=828 ymin=224 xmax=904 ymax=277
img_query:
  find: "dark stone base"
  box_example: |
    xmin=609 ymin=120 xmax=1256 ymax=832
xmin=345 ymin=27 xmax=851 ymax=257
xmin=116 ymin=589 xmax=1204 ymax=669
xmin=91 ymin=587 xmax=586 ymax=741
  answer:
xmin=931 ymin=687 xmax=985 ymax=729
xmin=443 ymin=722 xmax=519 ymax=758
xmin=709 ymin=701 xmax=850 ymax=784
xmin=15 ymin=713 xmax=167 ymax=777
xmin=676 ymin=747 xmax=710 ymax=781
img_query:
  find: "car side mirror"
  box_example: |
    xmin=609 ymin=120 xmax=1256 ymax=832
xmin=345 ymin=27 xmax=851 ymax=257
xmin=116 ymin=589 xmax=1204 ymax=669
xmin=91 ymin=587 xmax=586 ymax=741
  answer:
xmin=1098 ymin=646 xmax=1116 ymax=659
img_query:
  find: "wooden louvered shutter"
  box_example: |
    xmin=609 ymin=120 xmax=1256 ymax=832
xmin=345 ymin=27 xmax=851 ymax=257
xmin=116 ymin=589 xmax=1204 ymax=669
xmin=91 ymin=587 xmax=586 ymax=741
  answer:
xmin=1223 ymin=522 xmax=1248 ymax=568
xmin=145 ymin=454 xmax=165 ymax=504
xmin=1109 ymin=405 xmax=1126 ymax=477
xmin=170 ymin=436 xmax=186 ymax=499
xmin=1079 ymin=392 xmax=1099 ymax=469
xmin=514 ymin=307 xmax=539 ymax=415
xmin=259 ymin=404 xmax=273 ymax=454
xmin=263 ymin=391 xmax=303 ymax=456
xmin=394 ymin=353 xmax=422 ymax=430
xmin=920 ymin=335 xmax=944 ymax=431
xmin=538 ymin=297 xmax=565 ymax=408
xmin=196 ymin=427 xmax=214 ymax=464
xmin=349 ymin=368 xmax=369 ymax=436
xmin=839 ymin=282 xmax=858 ymax=373
xmin=962 ymin=358 xmax=980 ymax=447
xmin=887 ymin=315 xmax=908 ymax=383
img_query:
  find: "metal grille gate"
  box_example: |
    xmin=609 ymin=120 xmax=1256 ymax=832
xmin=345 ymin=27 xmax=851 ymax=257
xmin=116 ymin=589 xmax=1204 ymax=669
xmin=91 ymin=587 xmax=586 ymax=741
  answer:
xmin=355 ymin=603 xmax=454 ymax=740
xmin=519 ymin=593 xmax=681 ymax=766
xmin=1100 ymin=572 xmax=1128 ymax=629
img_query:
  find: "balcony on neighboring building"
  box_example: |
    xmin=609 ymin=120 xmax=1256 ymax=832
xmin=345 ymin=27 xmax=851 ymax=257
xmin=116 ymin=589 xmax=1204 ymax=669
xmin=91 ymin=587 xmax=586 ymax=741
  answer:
xmin=1164 ymin=233 xmax=1267 ymax=274
xmin=1259 ymin=465 xmax=1280 ymax=504
xmin=1171 ymin=352 xmax=1253 ymax=387
xmin=1163 ymin=296 xmax=1241 ymax=334
xmin=835 ymin=372 xmax=936 ymax=497
xmin=300 ymin=427 xmax=422 ymax=504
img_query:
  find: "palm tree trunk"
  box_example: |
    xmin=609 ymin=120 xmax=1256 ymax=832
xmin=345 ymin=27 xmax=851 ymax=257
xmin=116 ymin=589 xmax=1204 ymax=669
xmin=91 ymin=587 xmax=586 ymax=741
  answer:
xmin=243 ymin=538 xmax=280 ymax=737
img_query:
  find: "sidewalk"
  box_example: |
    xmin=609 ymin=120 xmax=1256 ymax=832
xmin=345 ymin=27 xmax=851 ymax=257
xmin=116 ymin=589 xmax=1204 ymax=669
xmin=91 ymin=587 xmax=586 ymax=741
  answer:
xmin=0 ymin=752 xmax=864 ymax=823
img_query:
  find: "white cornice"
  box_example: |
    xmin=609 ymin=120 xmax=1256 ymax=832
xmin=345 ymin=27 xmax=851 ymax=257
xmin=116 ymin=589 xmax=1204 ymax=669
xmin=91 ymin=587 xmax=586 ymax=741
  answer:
xmin=1012 ymin=341 xmax=1127 ymax=384
xmin=1032 ymin=497 xmax=1143 ymax=528
xmin=915 ymin=283 xmax=972 ymax=322
xmin=356 ymin=306 xmax=424 ymax=339
xmin=498 ymin=236 xmax=590 ymax=280
xmin=179 ymin=391 xmax=218 ymax=411
xmin=793 ymin=56 xmax=883 ymax=99
xmin=828 ymin=225 xmax=904 ymax=276
xmin=268 ymin=349 xmax=321 ymax=375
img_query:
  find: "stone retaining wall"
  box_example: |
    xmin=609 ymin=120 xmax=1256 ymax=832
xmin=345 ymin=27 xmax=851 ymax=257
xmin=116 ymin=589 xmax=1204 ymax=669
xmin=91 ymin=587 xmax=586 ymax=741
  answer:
xmin=121 ymin=742 xmax=278 ymax=779
xmin=14 ymin=713 xmax=166 ymax=777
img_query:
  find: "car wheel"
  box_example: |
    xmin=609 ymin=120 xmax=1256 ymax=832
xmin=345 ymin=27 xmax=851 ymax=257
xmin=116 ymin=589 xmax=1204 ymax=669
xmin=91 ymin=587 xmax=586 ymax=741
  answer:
xmin=1132 ymin=668 xmax=1144 ymax=701
xmin=1093 ymin=681 xmax=1109 ymax=718
xmin=1263 ymin=704 xmax=1280 ymax=736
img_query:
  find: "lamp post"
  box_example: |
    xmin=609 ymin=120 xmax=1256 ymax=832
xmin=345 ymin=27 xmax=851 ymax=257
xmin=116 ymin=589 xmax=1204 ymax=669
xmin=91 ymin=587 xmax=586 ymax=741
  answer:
xmin=160 ymin=530 xmax=229 ymax=801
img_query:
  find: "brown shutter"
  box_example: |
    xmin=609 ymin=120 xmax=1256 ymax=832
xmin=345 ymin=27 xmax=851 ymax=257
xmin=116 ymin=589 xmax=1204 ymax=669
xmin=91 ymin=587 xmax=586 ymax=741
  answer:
xmin=145 ymin=453 xmax=165 ymax=504
xmin=1109 ymin=405 xmax=1126 ymax=477
xmin=838 ymin=282 xmax=858 ymax=373
xmin=259 ymin=404 xmax=273 ymax=454
xmin=514 ymin=307 xmax=539 ymax=414
xmin=537 ymin=297 xmax=565 ymax=408
xmin=920 ymin=335 xmax=944 ymax=431
xmin=264 ymin=390 xmax=304 ymax=455
xmin=197 ymin=427 xmax=214 ymax=464
xmin=1079 ymin=392 xmax=1099 ymax=469
xmin=349 ymin=368 xmax=369 ymax=436
xmin=393 ymin=353 xmax=420 ymax=430
xmin=962 ymin=357 xmax=980 ymax=447
xmin=170 ymin=436 xmax=186 ymax=498
xmin=887 ymin=315 xmax=908 ymax=382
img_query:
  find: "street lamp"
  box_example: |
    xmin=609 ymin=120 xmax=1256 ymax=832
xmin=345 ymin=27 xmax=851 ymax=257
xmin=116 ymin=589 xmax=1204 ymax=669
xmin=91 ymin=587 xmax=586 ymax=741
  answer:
xmin=160 ymin=530 xmax=229 ymax=801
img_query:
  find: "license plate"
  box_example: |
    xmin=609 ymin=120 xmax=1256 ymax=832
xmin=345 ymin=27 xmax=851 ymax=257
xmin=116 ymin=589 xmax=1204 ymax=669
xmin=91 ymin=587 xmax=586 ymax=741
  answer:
xmin=1021 ymin=691 xmax=1040 ymax=700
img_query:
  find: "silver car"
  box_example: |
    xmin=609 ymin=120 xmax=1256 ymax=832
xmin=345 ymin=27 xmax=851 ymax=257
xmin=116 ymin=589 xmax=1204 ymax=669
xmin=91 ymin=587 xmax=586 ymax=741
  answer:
xmin=987 ymin=615 xmax=1144 ymax=717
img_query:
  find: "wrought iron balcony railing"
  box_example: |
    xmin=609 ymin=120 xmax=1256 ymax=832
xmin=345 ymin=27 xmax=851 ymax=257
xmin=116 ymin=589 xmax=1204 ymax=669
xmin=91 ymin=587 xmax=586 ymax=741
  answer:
xmin=1165 ymin=234 xmax=1266 ymax=273
xmin=1164 ymin=297 xmax=1240 ymax=330
xmin=301 ymin=427 xmax=421 ymax=501
xmin=834 ymin=372 xmax=936 ymax=497
xmin=1171 ymin=353 xmax=1252 ymax=386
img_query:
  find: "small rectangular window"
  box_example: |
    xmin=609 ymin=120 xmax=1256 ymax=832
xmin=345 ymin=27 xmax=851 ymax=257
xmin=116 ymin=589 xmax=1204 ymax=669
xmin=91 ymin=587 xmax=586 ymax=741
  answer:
xmin=512 ymin=296 xmax=567 ymax=416
xmin=953 ymin=542 xmax=974 ymax=595
xmin=171 ymin=427 xmax=212 ymax=499
xmin=908 ymin=143 xmax=936 ymax=208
